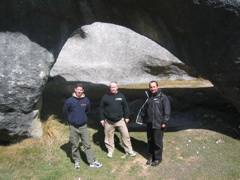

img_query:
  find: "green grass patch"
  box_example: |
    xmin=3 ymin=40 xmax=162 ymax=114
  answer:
xmin=0 ymin=117 xmax=239 ymax=180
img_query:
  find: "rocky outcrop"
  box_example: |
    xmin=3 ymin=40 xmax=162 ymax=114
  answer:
xmin=0 ymin=32 xmax=54 ymax=141
xmin=1 ymin=0 xmax=240 ymax=141
xmin=50 ymin=22 xmax=196 ymax=84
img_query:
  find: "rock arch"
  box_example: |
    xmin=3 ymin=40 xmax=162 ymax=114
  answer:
xmin=1 ymin=0 xmax=240 ymax=141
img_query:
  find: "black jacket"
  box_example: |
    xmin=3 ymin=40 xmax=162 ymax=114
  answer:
xmin=99 ymin=90 xmax=129 ymax=122
xmin=136 ymin=89 xmax=171 ymax=129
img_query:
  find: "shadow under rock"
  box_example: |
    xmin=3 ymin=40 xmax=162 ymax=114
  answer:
xmin=42 ymin=81 xmax=240 ymax=140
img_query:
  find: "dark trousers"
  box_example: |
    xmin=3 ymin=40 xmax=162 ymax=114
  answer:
xmin=147 ymin=124 xmax=164 ymax=161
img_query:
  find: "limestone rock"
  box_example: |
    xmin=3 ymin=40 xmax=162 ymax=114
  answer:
xmin=50 ymin=22 xmax=195 ymax=84
xmin=1 ymin=0 xmax=240 ymax=141
xmin=0 ymin=32 xmax=54 ymax=141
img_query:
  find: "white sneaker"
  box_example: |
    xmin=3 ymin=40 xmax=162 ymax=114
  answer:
xmin=107 ymin=152 xmax=113 ymax=158
xmin=128 ymin=151 xmax=136 ymax=157
xmin=74 ymin=162 xmax=80 ymax=169
xmin=90 ymin=160 xmax=102 ymax=168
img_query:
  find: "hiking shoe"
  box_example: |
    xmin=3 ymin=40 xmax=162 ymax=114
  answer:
xmin=107 ymin=152 xmax=113 ymax=158
xmin=90 ymin=160 xmax=102 ymax=168
xmin=146 ymin=157 xmax=153 ymax=165
xmin=128 ymin=151 xmax=136 ymax=157
xmin=151 ymin=160 xmax=161 ymax=166
xmin=74 ymin=162 xmax=80 ymax=169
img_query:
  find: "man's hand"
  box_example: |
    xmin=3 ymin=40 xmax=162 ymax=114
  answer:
xmin=100 ymin=120 xmax=105 ymax=126
xmin=125 ymin=119 xmax=129 ymax=123
xmin=161 ymin=123 xmax=166 ymax=130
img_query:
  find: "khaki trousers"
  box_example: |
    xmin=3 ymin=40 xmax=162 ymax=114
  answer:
xmin=104 ymin=118 xmax=133 ymax=153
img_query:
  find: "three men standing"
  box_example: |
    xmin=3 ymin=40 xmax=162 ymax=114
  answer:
xmin=137 ymin=81 xmax=171 ymax=166
xmin=63 ymin=81 xmax=170 ymax=168
xmin=99 ymin=81 xmax=136 ymax=158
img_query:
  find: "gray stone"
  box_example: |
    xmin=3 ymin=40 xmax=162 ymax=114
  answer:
xmin=1 ymin=0 xmax=240 ymax=141
xmin=50 ymin=22 xmax=195 ymax=84
xmin=0 ymin=32 xmax=54 ymax=141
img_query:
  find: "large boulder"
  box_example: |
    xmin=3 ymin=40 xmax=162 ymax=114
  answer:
xmin=0 ymin=32 xmax=54 ymax=141
xmin=50 ymin=22 xmax=196 ymax=84
xmin=1 ymin=0 xmax=240 ymax=141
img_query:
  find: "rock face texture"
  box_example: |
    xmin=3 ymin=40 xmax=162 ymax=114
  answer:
xmin=51 ymin=22 xmax=195 ymax=84
xmin=1 ymin=0 xmax=240 ymax=140
xmin=0 ymin=32 xmax=54 ymax=141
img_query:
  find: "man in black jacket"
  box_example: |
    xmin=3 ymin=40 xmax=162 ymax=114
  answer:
xmin=137 ymin=81 xmax=171 ymax=166
xmin=99 ymin=81 xmax=136 ymax=158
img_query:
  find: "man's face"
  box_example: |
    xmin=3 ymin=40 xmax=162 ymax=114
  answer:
xmin=109 ymin=83 xmax=118 ymax=94
xmin=74 ymin=87 xmax=84 ymax=97
xmin=149 ymin=82 xmax=158 ymax=94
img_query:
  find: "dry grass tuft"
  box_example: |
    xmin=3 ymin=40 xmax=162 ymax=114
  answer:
xmin=41 ymin=115 xmax=64 ymax=143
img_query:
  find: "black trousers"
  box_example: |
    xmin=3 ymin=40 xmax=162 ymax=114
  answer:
xmin=147 ymin=124 xmax=164 ymax=161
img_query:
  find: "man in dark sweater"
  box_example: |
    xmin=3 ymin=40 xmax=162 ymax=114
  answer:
xmin=99 ymin=81 xmax=136 ymax=158
xmin=63 ymin=83 xmax=102 ymax=169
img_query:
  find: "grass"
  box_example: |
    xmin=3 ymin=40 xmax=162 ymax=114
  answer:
xmin=0 ymin=117 xmax=239 ymax=179
xmin=1 ymin=79 xmax=240 ymax=180
xmin=119 ymin=79 xmax=213 ymax=89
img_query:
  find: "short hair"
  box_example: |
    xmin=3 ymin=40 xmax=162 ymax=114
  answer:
xmin=109 ymin=81 xmax=118 ymax=87
xmin=149 ymin=81 xmax=158 ymax=87
xmin=75 ymin=83 xmax=84 ymax=89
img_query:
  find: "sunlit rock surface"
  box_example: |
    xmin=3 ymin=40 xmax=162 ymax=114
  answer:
xmin=51 ymin=22 xmax=196 ymax=84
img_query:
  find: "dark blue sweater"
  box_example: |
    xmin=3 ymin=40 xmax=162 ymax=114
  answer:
xmin=63 ymin=95 xmax=90 ymax=126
